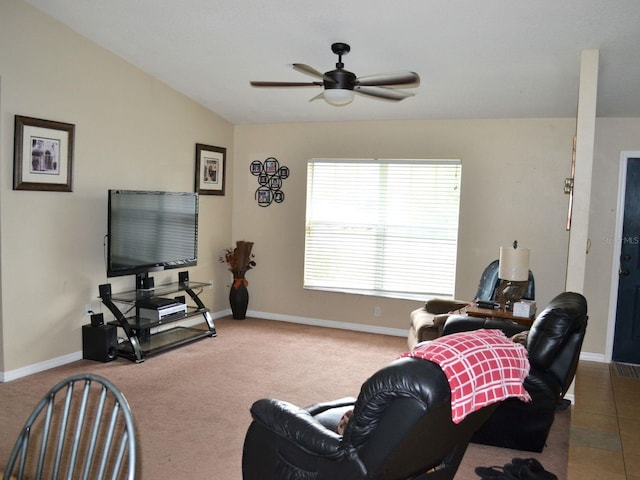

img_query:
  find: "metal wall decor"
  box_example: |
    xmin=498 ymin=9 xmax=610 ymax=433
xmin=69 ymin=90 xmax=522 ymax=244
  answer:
xmin=250 ymin=157 xmax=289 ymax=207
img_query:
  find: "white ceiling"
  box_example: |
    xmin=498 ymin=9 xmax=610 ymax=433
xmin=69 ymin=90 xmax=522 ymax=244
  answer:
xmin=24 ymin=0 xmax=640 ymax=125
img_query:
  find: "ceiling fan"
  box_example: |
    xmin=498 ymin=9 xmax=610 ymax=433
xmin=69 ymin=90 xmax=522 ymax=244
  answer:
xmin=250 ymin=42 xmax=420 ymax=106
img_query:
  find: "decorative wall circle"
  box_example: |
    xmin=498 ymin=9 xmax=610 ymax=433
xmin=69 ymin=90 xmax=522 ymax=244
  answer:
xmin=250 ymin=157 xmax=289 ymax=207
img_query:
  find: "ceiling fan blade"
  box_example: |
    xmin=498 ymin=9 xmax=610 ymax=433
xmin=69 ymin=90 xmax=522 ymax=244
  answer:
xmin=250 ymin=81 xmax=322 ymax=87
xmin=308 ymin=92 xmax=324 ymax=102
xmin=355 ymin=86 xmax=415 ymax=101
xmin=356 ymin=71 xmax=420 ymax=87
xmin=292 ymin=63 xmax=326 ymax=80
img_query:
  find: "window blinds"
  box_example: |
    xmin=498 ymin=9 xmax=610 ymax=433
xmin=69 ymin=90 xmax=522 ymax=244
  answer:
xmin=304 ymin=159 xmax=461 ymax=299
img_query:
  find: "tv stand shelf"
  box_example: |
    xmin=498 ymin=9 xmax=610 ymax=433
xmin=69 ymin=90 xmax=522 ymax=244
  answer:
xmin=99 ymin=280 xmax=216 ymax=363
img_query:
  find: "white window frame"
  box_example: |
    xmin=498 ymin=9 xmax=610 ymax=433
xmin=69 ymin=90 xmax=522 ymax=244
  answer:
xmin=304 ymin=158 xmax=462 ymax=300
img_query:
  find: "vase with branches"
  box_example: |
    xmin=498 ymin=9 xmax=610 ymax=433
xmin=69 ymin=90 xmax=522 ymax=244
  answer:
xmin=220 ymin=241 xmax=256 ymax=319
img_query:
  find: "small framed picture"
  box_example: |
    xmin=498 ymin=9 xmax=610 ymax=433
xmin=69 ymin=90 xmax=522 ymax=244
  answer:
xmin=270 ymin=177 xmax=282 ymax=189
xmin=264 ymin=158 xmax=279 ymax=175
xmin=250 ymin=160 xmax=263 ymax=175
xmin=273 ymin=190 xmax=285 ymax=203
xmin=13 ymin=115 xmax=75 ymax=192
xmin=278 ymin=166 xmax=290 ymax=179
xmin=195 ymin=143 xmax=226 ymax=195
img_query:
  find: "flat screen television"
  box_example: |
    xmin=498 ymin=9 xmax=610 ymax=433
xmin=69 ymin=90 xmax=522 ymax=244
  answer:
xmin=107 ymin=190 xmax=199 ymax=286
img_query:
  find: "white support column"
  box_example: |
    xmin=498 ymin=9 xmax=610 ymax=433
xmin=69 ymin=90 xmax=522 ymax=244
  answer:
xmin=566 ymin=49 xmax=599 ymax=293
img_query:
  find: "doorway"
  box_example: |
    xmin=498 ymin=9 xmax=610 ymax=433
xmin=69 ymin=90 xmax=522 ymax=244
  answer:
xmin=612 ymin=153 xmax=640 ymax=364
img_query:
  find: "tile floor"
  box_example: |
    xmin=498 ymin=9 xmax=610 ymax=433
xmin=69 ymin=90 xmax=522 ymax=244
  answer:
xmin=569 ymin=361 xmax=640 ymax=479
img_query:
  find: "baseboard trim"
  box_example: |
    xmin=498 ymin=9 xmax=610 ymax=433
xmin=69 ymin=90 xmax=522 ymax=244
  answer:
xmin=579 ymin=351 xmax=606 ymax=363
xmin=249 ymin=311 xmax=609 ymax=363
xmin=1 ymin=310 xmax=230 ymax=382
xmin=1 ymin=351 xmax=83 ymax=383
xmin=248 ymin=310 xmax=412 ymax=338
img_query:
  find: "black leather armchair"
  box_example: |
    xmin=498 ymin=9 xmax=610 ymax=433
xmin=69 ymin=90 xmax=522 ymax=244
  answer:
xmin=442 ymin=291 xmax=588 ymax=452
xmin=242 ymin=357 xmax=498 ymax=480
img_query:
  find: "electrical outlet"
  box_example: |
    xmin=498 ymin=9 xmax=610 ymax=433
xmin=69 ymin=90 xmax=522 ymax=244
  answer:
xmin=85 ymin=303 xmax=93 ymax=316
xmin=374 ymin=306 xmax=381 ymax=317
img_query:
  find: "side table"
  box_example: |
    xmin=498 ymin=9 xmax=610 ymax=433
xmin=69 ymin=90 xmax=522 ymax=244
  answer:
xmin=466 ymin=304 xmax=535 ymax=327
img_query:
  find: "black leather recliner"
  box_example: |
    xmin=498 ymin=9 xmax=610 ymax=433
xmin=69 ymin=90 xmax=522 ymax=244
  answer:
xmin=442 ymin=291 xmax=588 ymax=452
xmin=242 ymin=357 xmax=498 ymax=480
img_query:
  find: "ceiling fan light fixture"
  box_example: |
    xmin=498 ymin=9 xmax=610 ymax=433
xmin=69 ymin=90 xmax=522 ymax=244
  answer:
xmin=323 ymin=88 xmax=355 ymax=106
xmin=251 ymin=42 xmax=419 ymax=105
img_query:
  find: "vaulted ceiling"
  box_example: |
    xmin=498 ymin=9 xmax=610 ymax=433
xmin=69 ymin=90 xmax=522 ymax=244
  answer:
xmin=24 ymin=0 xmax=640 ymax=125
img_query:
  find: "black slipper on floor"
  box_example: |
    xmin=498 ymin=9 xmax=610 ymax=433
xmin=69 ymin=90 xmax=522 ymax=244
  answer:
xmin=474 ymin=465 xmax=519 ymax=479
xmin=504 ymin=458 xmax=558 ymax=480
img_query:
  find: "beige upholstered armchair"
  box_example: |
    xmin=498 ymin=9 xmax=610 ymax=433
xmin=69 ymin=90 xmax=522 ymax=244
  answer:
xmin=408 ymin=298 xmax=470 ymax=349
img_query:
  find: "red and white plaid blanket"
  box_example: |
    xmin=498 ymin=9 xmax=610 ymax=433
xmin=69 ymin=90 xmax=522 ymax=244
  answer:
xmin=400 ymin=329 xmax=531 ymax=423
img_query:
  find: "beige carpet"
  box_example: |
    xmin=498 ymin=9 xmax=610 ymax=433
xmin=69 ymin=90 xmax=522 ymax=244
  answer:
xmin=0 ymin=317 xmax=568 ymax=479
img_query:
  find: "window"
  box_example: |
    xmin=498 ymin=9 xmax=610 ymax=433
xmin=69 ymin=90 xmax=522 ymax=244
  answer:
xmin=304 ymin=159 xmax=462 ymax=300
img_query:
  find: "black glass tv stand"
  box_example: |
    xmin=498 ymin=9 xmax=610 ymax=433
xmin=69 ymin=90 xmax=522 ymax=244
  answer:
xmin=98 ymin=280 xmax=216 ymax=362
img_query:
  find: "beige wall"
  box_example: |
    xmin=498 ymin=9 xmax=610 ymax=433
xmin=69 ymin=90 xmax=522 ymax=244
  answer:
xmin=0 ymin=0 xmax=234 ymax=373
xmin=2 ymin=0 xmax=638 ymax=377
xmin=233 ymin=119 xmax=575 ymax=328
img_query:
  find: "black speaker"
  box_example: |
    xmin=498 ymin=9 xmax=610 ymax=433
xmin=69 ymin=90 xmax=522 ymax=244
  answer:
xmin=90 ymin=312 xmax=104 ymax=327
xmin=82 ymin=324 xmax=117 ymax=362
xmin=99 ymin=283 xmax=112 ymax=300
xmin=178 ymin=271 xmax=189 ymax=284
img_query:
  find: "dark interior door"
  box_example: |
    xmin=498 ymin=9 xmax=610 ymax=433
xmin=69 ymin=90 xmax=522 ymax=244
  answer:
xmin=613 ymin=157 xmax=640 ymax=364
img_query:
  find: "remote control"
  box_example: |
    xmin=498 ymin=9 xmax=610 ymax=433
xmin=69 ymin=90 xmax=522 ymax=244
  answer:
xmin=476 ymin=300 xmax=499 ymax=309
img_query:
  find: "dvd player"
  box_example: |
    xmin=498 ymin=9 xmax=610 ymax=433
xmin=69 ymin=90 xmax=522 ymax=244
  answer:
xmin=138 ymin=297 xmax=187 ymax=321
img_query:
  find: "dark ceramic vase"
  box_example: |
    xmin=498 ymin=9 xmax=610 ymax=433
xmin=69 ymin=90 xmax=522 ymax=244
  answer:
xmin=229 ymin=279 xmax=249 ymax=319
